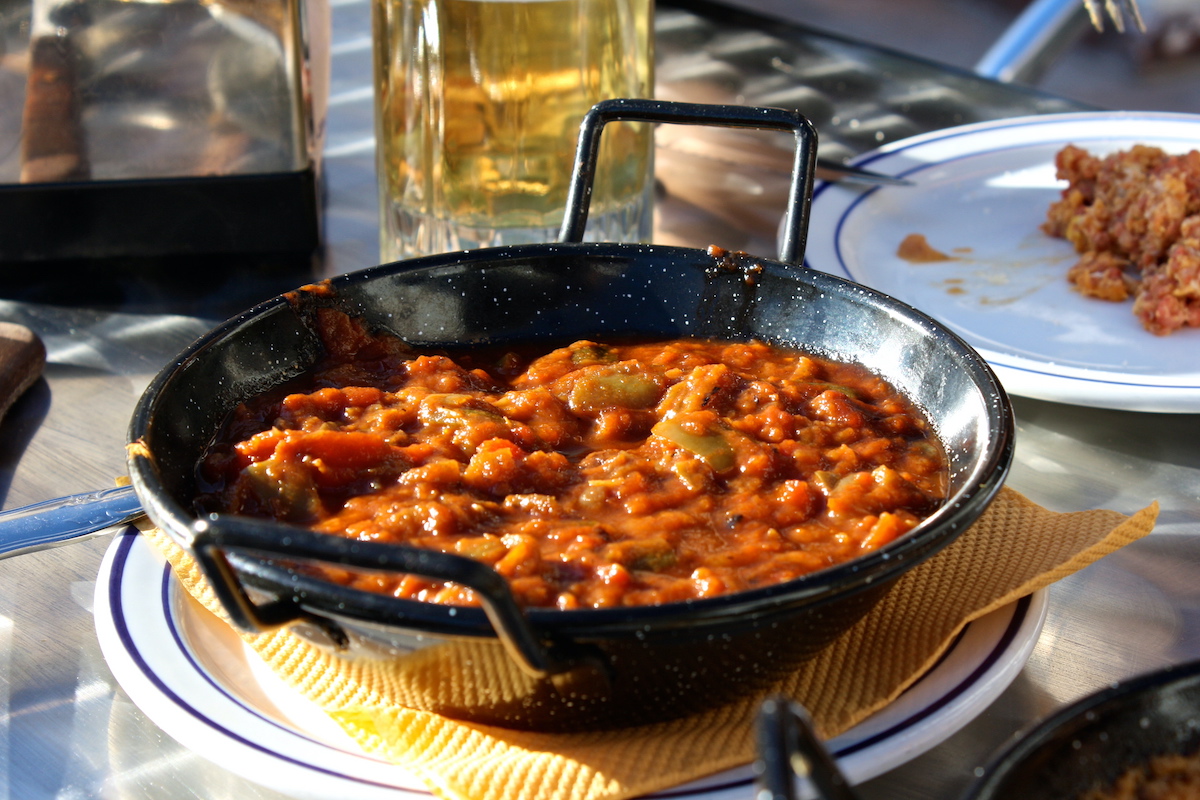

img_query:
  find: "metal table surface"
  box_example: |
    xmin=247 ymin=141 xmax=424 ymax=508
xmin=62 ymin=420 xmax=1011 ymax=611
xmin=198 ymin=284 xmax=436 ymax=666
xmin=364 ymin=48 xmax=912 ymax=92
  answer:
xmin=1 ymin=1 xmax=1197 ymax=798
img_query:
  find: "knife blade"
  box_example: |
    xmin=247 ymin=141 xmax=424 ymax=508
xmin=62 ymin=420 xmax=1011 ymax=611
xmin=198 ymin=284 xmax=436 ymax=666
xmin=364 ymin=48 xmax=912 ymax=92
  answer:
xmin=0 ymin=484 xmax=145 ymax=560
xmin=815 ymin=159 xmax=912 ymax=187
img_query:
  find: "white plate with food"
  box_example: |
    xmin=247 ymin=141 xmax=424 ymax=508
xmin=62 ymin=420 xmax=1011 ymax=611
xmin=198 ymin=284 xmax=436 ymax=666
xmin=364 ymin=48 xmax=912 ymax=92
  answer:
xmin=95 ymin=527 xmax=1048 ymax=800
xmin=802 ymin=111 xmax=1200 ymax=413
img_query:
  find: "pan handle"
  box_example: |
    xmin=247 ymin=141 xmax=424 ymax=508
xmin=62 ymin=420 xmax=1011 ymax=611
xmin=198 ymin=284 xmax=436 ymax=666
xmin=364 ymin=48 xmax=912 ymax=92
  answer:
xmin=189 ymin=514 xmax=608 ymax=684
xmin=756 ymin=695 xmax=863 ymax=800
xmin=560 ymin=98 xmax=817 ymax=265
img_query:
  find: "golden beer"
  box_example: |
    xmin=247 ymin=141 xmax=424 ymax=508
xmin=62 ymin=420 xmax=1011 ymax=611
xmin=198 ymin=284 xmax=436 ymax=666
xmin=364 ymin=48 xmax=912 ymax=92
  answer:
xmin=372 ymin=0 xmax=655 ymax=260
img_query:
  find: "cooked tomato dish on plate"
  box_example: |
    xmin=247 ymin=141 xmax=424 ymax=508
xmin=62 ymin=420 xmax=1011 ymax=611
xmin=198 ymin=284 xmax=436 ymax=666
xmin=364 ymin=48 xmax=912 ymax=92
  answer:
xmin=1044 ymin=143 xmax=1200 ymax=335
xmin=197 ymin=309 xmax=948 ymax=609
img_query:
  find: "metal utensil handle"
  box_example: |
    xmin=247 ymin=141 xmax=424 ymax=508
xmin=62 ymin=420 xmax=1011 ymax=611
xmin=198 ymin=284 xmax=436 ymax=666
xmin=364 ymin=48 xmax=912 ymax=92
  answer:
xmin=756 ymin=695 xmax=863 ymax=800
xmin=0 ymin=484 xmax=144 ymax=560
xmin=190 ymin=514 xmax=604 ymax=681
xmin=559 ymin=98 xmax=818 ymax=265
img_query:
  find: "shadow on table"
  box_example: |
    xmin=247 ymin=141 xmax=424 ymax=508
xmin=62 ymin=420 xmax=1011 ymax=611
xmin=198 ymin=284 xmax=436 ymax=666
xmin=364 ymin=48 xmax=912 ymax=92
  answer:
xmin=0 ymin=378 xmax=50 ymax=508
xmin=0 ymin=249 xmax=323 ymax=321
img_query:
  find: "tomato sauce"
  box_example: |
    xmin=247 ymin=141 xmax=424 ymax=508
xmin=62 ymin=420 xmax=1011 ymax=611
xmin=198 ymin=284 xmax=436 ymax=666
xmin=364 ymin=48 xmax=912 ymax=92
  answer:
xmin=197 ymin=309 xmax=947 ymax=609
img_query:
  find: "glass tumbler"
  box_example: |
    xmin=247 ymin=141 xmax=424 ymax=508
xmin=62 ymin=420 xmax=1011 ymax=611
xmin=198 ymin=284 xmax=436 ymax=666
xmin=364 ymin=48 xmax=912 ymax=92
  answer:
xmin=372 ymin=0 xmax=655 ymax=261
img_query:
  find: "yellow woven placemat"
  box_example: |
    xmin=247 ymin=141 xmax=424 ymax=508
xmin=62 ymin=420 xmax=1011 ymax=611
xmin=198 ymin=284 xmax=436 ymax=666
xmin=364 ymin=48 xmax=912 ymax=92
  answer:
xmin=143 ymin=487 xmax=1157 ymax=800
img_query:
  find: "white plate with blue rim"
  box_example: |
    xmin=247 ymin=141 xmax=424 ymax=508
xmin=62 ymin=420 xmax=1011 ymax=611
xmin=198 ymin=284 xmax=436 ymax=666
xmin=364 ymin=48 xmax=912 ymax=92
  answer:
xmin=802 ymin=111 xmax=1200 ymax=414
xmin=95 ymin=527 xmax=1048 ymax=799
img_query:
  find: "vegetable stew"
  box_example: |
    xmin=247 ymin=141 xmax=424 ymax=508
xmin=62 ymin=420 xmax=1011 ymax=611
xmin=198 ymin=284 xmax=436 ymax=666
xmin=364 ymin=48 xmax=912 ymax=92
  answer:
xmin=197 ymin=309 xmax=948 ymax=609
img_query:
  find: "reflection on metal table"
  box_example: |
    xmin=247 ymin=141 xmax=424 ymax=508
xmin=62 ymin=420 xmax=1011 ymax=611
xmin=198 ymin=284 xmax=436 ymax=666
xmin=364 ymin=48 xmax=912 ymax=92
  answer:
xmin=0 ymin=1 xmax=1196 ymax=799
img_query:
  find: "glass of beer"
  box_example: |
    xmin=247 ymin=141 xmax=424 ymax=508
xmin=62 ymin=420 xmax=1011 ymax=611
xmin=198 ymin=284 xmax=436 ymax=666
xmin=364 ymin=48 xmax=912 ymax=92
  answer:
xmin=372 ymin=0 xmax=655 ymax=261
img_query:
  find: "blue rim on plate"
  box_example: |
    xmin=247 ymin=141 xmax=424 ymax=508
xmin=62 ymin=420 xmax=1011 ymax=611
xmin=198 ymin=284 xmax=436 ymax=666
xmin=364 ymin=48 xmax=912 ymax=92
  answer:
xmin=803 ymin=111 xmax=1200 ymax=414
xmin=95 ymin=527 xmax=1048 ymax=800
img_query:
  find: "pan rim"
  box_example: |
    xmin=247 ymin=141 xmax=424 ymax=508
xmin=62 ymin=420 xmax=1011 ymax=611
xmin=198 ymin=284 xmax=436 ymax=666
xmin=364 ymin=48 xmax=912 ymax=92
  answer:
xmin=127 ymin=240 xmax=1014 ymax=639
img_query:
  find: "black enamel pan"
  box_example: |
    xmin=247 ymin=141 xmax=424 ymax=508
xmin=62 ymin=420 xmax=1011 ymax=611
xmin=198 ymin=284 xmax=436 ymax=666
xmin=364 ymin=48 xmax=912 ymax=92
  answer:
xmin=754 ymin=662 xmax=1200 ymax=799
xmin=125 ymin=99 xmax=1014 ymax=731
xmin=962 ymin=659 xmax=1200 ymax=799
